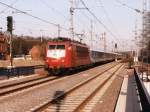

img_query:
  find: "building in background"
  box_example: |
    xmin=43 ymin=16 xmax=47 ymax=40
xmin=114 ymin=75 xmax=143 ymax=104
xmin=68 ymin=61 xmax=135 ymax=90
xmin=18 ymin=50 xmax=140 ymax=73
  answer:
xmin=0 ymin=32 xmax=9 ymax=60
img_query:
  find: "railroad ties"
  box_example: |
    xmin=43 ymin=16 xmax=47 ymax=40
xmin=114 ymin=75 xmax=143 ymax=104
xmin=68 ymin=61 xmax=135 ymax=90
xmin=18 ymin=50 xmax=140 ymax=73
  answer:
xmin=0 ymin=62 xmax=149 ymax=112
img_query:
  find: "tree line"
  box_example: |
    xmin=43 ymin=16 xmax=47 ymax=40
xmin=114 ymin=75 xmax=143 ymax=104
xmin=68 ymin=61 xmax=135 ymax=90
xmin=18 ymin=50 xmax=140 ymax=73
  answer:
xmin=11 ymin=35 xmax=48 ymax=56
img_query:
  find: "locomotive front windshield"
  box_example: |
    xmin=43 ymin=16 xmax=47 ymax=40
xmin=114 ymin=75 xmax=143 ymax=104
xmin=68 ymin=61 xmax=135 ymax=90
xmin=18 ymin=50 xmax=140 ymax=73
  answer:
xmin=47 ymin=45 xmax=66 ymax=58
xmin=48 ymin=45 xmax=65 ymax=50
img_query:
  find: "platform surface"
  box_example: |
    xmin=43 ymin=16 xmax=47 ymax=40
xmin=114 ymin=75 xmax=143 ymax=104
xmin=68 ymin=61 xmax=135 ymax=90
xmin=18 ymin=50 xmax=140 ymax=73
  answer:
xmin=115 ymin=74 xmax=142 ymax=112
xmin=0 ymin=60 xmax=44 ymax=68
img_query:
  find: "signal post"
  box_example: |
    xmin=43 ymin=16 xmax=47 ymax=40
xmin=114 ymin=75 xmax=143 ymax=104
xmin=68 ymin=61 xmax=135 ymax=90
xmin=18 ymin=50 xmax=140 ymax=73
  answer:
xmin=7 ymin=16 xmax=13 ymax=67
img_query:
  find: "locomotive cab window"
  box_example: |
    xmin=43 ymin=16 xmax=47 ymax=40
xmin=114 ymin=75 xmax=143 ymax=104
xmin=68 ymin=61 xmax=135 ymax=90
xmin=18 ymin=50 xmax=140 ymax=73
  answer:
xmin=48 ymin=45 xmax=65 ymax=50
xmin=49 ymin=45 xmax=56 ymax=49
xmin=47 ymin=44 xmax=66 ymax=58
xmin=57 ymin=45 xmax=65 ymax=49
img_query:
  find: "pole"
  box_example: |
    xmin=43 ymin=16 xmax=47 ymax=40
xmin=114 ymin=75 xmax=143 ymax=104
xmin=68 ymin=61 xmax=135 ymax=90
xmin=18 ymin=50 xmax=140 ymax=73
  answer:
xmin=141 ymin=0 xmax=146 ymax=80
xmin=58 ymin=24 xmax=60 ymax=37
xmin=70 ymin=0 xmax=74 ymax=40
xmin=7 ymin=16 xmax=13 ymax=67
xmin=112 ymin=41 xmax=114 ymax=52
xmin=134 ymin=19 xmax=138 ymax=64
xmin=40 ymin=29 xmax=43 ymax=43
xmin=104 ymin=32 xmax=106 ymax=52
xmin=10 ymin=31 xmax=13 ymax=67
xmin=90 ymin=20 xmax=93 ymax=50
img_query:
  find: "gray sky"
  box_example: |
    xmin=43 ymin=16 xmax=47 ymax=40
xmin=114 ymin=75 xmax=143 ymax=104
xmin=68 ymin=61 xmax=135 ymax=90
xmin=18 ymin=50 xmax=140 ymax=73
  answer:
xmin=0 ymin=0 xmax=143 ymax=51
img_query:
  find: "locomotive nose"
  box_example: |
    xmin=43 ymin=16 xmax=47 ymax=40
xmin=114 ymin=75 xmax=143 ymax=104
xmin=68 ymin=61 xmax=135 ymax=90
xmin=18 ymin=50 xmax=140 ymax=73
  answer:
xmin=47 ymin=58 xmax=65 ymax=69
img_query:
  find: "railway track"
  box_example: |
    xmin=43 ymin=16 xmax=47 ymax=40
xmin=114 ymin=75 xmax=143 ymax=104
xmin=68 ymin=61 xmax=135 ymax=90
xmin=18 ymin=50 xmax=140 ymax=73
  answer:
xmin=0 ymin=62 xmax=116 ymax=97
xmin=29 ymin=63 xmax=124 ymax=112
xmin=0 ymin=75 xmax=59 ymax=96
xmin=0 ymin=62 xmax=120 ymax=112
xmin=0 ymin=74 xmax=47 ymax=88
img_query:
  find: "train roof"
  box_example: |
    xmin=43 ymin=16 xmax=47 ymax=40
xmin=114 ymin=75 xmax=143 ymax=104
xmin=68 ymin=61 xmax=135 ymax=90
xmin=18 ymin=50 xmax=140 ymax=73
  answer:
xmin=48 ymin=37 xmax=87 ymax=46
xmin=91 ymin=50 xmax=122 ymax=55
xmin=48 ymin=37 xmax=71 ymax=42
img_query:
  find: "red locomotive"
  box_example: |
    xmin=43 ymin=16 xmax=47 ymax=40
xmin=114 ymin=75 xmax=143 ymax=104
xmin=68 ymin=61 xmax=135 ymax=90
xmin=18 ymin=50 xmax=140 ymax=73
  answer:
xmin=45 ymin=38 xmax=122 ymax=74
xmin=45 ymin=38 xmax=91 ymax=74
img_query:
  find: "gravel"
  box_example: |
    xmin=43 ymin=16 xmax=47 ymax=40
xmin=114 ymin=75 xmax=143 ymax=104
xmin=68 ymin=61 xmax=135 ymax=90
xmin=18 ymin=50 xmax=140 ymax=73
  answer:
xmin=0 ymin=62 xmax=117 ymax=112
xmin=92 ymin=65 xmax=133 ymax=112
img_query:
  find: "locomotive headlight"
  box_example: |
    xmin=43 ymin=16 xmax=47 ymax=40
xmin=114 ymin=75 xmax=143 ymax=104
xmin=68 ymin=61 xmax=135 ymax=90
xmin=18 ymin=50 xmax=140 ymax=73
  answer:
xmin=61 ymin=59 xmax=65 ymax=62
xmin=46 ymin=59 xmax=49 ymax=63
xmin=68 ymin=46 xmax=72 ymax=50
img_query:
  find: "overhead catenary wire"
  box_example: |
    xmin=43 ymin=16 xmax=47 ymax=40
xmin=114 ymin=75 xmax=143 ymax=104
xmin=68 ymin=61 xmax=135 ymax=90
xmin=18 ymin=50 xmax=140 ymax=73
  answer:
xmin=98 ymin=0 xmax=122 ymax=41
xmin=80 ymin=0 xmax=121 ymax=45
xmin=0 ymin=1 xmax=69 ymax=32
xmin=39 ymin=0 xmax=68 ymax=20
xmin=98 ymin=0 xmax=117 ymax=31
xmin=115 ymin=0 xmax=143 ymax=14
xmin=0 ymin=0 xmax=122 ymax=45
xmin=0 ymin=0 xmax=19 ymax=14
xmin=67 ymin=0 xmax=92 ymax=35
xmin=38 ymin=0 xmax=70 ymax=34
xmin=0 ymin=1 xmax=85 ymax=39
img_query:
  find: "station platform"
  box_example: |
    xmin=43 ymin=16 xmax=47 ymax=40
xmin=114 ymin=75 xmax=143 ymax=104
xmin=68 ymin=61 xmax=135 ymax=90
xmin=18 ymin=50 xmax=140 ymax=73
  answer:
xmin=0 ymin=60 xmax=45 ymax=80
xmin=0 ymin=59 xmax=44 ymax=68
xmin=92 ymin=67 xmax=144 ymax=112
xmin=115 ymin=71 xmax=142 ymax=112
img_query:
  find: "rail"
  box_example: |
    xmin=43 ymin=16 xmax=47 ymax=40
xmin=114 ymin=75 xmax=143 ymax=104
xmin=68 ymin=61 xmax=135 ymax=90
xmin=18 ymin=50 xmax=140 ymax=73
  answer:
xmin=30 ymin=63 xmax=123 ymax=112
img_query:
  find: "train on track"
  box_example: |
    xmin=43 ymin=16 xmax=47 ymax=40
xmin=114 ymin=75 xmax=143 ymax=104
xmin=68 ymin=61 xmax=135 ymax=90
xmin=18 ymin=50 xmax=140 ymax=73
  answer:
xmin=45 ymin=38 xmax=122 ymax=74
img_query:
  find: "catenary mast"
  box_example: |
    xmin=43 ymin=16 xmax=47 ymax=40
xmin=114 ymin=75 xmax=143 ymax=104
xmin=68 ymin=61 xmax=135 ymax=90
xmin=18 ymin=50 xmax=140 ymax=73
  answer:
xmin=70 ymin=0 xmax=74 ymax=40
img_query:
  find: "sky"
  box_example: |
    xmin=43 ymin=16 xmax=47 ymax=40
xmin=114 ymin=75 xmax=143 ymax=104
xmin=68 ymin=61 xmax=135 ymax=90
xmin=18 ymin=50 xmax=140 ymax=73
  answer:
xmin=0 ymin=0 xmax=144 ymax=51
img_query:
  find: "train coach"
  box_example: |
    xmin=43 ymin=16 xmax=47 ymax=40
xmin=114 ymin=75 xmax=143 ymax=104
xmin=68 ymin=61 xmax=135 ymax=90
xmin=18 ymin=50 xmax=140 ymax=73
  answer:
xmin=45 ymin=38 xmax=122 ymax=75
xmin=90 ymin=50 xmax=117 ymax=63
